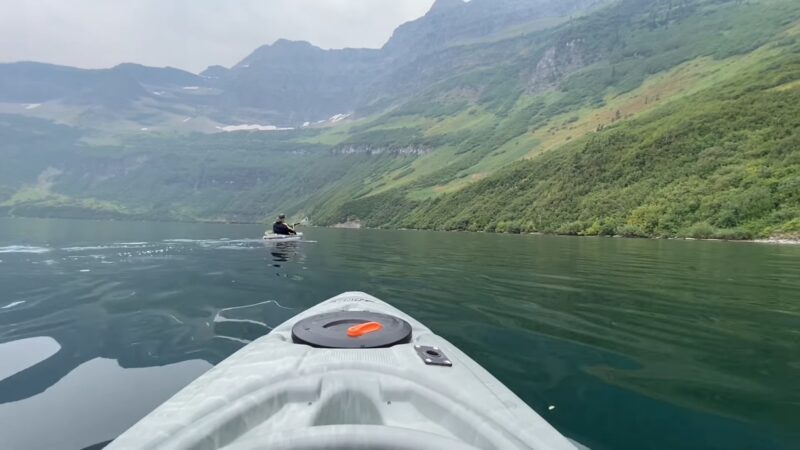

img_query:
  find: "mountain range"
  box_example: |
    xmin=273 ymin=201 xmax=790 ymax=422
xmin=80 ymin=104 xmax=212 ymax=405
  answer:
xmin=1 ymin=0 xmax=799 ymax=240
xmin=0 ymin=0 xmax=606 ymax=130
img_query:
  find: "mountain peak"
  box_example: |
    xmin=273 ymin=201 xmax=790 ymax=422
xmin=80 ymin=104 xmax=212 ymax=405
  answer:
xmin=271 ymin=38 xmax=315 ymax=48
xmin=200 ymin=65 xmax=230 ymax=79
xmin=429 ymin=0 xmax=466 ymax=14
xmin=235 ymin=39 xmax=322 ymax=69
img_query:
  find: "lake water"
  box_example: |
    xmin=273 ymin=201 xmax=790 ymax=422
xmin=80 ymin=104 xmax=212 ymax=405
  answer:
xmin=0 ymin=217 xmax=798 ymax=450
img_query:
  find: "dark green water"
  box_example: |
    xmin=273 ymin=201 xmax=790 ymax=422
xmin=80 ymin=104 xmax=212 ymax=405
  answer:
xmin=0 ymin=217 xmax=798 ymax=450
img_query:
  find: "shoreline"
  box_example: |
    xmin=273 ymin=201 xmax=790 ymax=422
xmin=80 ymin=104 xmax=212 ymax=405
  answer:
xmin=329 ymin=220 xmax=800 ymax=245
xmin=3 ymin=214 xmax=798 ymax=245
xmin=750 ymin=237 xmax=800 ymax=245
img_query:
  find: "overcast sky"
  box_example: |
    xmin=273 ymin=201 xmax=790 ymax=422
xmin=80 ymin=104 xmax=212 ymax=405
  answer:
xmin=0 ymin=0 xmax=436 ymax=73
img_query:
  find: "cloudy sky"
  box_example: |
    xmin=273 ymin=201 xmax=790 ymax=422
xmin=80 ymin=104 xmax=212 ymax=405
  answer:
xmin=0 ymin=0 xmax=436 ymax=73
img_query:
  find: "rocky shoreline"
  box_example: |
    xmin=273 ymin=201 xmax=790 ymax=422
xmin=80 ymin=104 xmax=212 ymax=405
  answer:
xmin=751 ymin=237 xmax=800 ymax=245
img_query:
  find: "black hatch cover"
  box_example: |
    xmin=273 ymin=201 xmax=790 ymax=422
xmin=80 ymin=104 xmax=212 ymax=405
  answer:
xmin=291 ymin=311 xmax=412 ymax=348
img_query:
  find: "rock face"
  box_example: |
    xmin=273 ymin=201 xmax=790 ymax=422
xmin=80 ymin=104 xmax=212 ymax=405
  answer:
xmin=331 ymin=145 xmax=432 ymax=156
xmin=527 ymin=40 xmax=588 ymax=93
xmin=215 ymin=40 xmax=385 ymax=125
xmin=0 ymin=62 xmax=201 ymax=104
xmin=332 ymin=220 xmax=362 ymax=229
xmin=384 ymin=0 xmax=605 ymax=58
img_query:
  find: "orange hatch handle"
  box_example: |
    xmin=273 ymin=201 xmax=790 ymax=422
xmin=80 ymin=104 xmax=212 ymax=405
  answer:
xmin=347 ymin=321 xmax=384 ymax=337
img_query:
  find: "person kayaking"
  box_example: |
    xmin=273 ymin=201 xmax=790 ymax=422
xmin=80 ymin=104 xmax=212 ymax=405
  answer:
xmin=272 ymin=214 xmax=297 ymax=235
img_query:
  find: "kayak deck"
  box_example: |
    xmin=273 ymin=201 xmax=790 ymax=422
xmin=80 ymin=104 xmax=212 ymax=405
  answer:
xmin=107 ymin=292 xmax=579 ymax=449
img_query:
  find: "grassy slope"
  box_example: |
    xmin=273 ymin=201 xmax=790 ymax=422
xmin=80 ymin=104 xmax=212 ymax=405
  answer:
xmin=311 ymin=1 xmax=800 ymax=239
xmin=372 ymin=0 xmax=800 ymax=196
xmin=344 ymin=42 xmax=800 ymax=239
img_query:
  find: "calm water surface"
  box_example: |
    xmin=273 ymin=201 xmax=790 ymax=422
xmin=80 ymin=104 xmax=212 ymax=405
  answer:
xmin=0 ymin=217 xmax=798 ymax=450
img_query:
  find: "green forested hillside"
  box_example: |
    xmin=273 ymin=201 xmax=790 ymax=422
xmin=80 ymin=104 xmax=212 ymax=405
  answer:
xmin=311 ymin=0 xmax=800 ymax=239
xmin=2 ymin=0 xmax=799 ymax=239
xmin=361 ymin=53 xmax=800 ymax=239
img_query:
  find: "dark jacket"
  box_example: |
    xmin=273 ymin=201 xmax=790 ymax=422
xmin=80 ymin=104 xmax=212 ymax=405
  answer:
xmin=272 ymin=221 xmax=296 ymax=235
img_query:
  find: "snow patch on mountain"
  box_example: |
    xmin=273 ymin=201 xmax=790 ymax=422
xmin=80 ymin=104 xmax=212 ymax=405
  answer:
xmin=329 ymin=113 xmax=351 ymax=123
xmin=216 ymin=124 xmax=294 ymax=132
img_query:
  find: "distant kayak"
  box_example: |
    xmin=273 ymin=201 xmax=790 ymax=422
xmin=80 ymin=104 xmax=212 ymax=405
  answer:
xmin=107 ymin=292 xmax=583 ymax=449
xmin=263 ymin=232 xmax=303 ymax=242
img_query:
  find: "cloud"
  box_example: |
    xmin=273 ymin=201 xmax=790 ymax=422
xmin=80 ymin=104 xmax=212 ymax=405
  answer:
xmin=0 ymin=0 xmax=435 ymax=73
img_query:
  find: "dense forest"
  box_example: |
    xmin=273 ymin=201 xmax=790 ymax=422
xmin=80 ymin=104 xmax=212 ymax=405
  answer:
xmin=336 ymin=52 xmax=800 ymax=239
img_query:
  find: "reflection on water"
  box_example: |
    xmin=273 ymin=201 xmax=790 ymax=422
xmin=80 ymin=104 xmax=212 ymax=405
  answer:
xmin=0 ymin=231 xmax=302 ymax=449
xmin=0 ymin=351 xmax=209 ymax=450
xmin=0 ymin=237 xmax=298 ymax=401
xmin=267 ymin=241 xmax=304 ymax=264
xmin=0 ymin=218 xmax=799 ymax=450
xmin=0 ymin=337 xmax=61 ymax=382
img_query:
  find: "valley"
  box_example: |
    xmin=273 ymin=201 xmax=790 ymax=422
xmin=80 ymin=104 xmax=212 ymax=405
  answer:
xmin=1 ymin=0 xmax=798 ymax=240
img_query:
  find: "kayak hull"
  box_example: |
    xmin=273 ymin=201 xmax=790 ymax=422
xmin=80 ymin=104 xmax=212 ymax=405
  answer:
xmin=107 ymin=292 xmax=579 ymax=450
xmin=263 ymin=232 xmax=303 ymax=242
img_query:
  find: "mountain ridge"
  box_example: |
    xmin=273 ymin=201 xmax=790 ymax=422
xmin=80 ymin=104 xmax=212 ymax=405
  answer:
xmin=0 ymin=0 xmax=605 ymax=128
